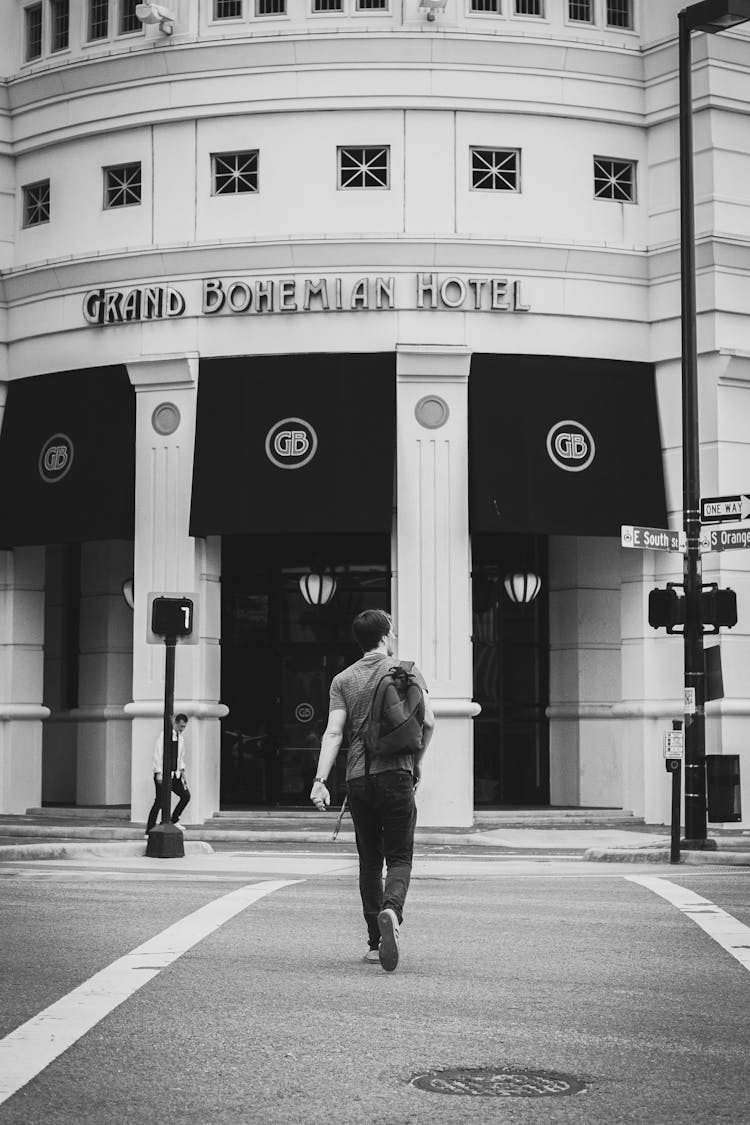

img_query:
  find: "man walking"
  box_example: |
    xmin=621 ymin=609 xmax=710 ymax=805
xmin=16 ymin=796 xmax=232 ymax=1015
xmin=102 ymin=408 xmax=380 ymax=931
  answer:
xmin=146 ymin=713 xmax=191 ymax=835
xmin=310 ymin=610 xmax=435 ymax=971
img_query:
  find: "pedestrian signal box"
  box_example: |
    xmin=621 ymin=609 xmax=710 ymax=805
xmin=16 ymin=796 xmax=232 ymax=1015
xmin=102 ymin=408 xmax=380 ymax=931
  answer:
xmin=151 ymin=597 xmax=193 ymax=638
xmin=648 ymin=583 xmax=738 ymax=634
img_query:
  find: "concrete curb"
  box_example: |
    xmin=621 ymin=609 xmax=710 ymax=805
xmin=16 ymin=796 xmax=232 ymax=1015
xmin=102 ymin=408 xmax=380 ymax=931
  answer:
xmin=0 ymin=841 xmax=214 ymax=861
xmin=584 ymin=847 xmax=750 ymax=865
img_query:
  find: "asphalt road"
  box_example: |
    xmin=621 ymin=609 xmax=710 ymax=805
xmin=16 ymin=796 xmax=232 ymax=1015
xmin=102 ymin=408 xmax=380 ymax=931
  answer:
xmin=1 ymin=850 xmax=749 ymax=1125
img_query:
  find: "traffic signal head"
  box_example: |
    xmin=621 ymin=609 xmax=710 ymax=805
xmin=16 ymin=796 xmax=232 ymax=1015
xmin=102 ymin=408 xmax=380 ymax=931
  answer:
xmin=648 ymin=587 xmax=686 ymax=632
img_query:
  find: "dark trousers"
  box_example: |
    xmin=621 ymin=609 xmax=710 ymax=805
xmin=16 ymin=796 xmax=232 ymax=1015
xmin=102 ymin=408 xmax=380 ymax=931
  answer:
xmin=146 ymin=774 xmax=190 ymax=833
xmin=347 ymin=770 xmax=417 ymax=950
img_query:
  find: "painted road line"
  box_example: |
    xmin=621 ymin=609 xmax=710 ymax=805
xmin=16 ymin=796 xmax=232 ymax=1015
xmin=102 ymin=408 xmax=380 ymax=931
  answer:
xmin=0 ymin=878 xmax=299 ymax=1106
xmin=627 ymin=875 xmax=750 ymax=974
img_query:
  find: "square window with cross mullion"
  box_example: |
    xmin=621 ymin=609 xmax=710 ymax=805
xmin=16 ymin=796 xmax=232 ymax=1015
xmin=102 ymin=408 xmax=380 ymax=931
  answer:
xmin=214 ymin=0 xmax=243 ymax=17
xmin=25 ymin=4 xmax=43 ymax=60
xmin=23 ymin=180 xmax=51 ymax=227
xmin=104 ymin=163 xmax=142 ymax=208
xmin=120 ymin=0 xmax=142 ymax=33
xmin=594 ymin=157 xmax=636 ymax=202
xmin=212 ymin=151 xmax=259 ymax=194
xmin=606 ymin=0 xmax=633 ymax=28
xmin=338 ymin=147 xmax=389 ymax=189
xmin=568 ymin=0 xmax=592 ymax=22
xmin=88 ymin=0 xmax=109 ymax=40
xmin=471 ymin=148 xmax=520 ymax=192
xmin=50 ymin=0 xmax=70 ymax=51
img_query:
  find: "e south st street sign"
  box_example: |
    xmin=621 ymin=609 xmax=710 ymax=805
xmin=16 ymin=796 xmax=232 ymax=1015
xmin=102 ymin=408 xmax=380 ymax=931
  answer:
xmin=621 ymin=525 xmax=686 ymax=552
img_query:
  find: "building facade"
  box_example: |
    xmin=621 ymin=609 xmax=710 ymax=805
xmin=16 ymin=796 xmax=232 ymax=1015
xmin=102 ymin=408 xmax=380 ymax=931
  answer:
xmin=0 ymin=0 xmax=748 ymax=828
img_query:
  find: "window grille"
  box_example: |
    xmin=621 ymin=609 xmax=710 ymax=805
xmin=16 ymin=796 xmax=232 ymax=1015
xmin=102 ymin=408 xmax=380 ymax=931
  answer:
xmin=50 ymin=0 xmax=70 ymax=51
xmin=120 ymin=0 xmax=142 ymax=32
xmin=214 ymin=0 xmax=242 ymax=17
xmin=568 ymin=0 xmax=592 ymax=21
xmin=515 ymin=0 xmax=543 ymax=15
xmin=257 ymin=0 xmax=286 ymax=12
xmin=338 ymin=147 xmax=389 ymax=189
xmin=212 ymin=152 xmax=259 ymax=194
xmin=104 ymin=163 xmax=142 ymax=208
xmin=471 ymin=0 xmax=500 ymax=12
xmin=593 ymin=157 xmax=636 ymax=202
xmin=313 ymin=0 xmax=344 ymax=11
xmin=606 ymin=0 xmax=632 ymax=28
xmin=88 ymin=0 xmax=109 ymax=39
xmin=356 ymin=0 xmax=389 ymax=9
xmin=471 ymin=149 xmax=520 ymax=192
xmin=23 ymin=180 xmax=50 ymax=227
xmin=25 ymin=4 xmax=43 ymax=60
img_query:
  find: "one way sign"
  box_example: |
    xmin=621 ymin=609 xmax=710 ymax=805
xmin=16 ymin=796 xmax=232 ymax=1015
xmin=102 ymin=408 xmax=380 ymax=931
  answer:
xmin=700 ymin=494 xmax=750 ymax=524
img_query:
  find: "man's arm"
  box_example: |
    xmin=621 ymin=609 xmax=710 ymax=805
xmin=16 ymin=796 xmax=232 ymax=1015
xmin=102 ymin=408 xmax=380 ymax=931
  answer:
xmin=310 ymin=708 xmax=346 ymax=810
xmin=413 ymin=698 xmax=435 ymax=784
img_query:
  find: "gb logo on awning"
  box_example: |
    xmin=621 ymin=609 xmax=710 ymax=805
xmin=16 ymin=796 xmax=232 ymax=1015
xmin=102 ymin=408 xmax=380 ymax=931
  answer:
xmin=265 ymin=418 xmax=318 ymax=470
xmin=39 ymin=434 xmax=74 ymax=483
xmin=546 ymin=420 xmax=595 ymax=473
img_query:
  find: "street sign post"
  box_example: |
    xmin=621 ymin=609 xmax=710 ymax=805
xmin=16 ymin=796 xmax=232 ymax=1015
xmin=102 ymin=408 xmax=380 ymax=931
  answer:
xmin=700 ymin=494 xmax=750 ymax=524
xmin=621 ymin=525 xmax=686 ymax=552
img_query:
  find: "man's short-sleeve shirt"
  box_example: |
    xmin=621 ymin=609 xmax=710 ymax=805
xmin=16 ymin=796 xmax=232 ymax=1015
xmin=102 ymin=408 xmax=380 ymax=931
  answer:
xmin=329 ymin=652 xmax=428 ymax=780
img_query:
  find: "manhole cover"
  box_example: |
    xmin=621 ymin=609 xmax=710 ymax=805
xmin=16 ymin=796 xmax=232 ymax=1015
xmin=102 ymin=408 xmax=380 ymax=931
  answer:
xmin=410 ymin=1066 xmax=587 ymax=1098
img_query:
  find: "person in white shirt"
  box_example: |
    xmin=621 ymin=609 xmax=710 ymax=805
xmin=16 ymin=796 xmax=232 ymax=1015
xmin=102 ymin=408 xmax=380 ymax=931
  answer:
xmin=145 ymin=714 xmax=190 ymax=835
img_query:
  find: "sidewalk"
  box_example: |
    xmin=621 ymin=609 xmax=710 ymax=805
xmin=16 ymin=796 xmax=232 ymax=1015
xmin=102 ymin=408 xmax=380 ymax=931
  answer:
xmin=0 ymin=807 xmax=748 ymax=864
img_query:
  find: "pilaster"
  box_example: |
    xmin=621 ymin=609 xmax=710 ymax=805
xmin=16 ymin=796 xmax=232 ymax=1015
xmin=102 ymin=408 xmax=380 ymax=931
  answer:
xmin=0 ymin=547 xmax=49 ymax=813
xmin=395 ymin=344 xmax=479 ymax=827
xmin=125 ymin=355 xmax=226 ymax=827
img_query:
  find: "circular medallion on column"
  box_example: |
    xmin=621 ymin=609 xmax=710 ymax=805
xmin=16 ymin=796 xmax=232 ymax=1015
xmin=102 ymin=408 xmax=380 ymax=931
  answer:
xmin=151 ymin=402 xmax=181 ymax=436
xmin=415 ymin=395 xmax=449 ymax=429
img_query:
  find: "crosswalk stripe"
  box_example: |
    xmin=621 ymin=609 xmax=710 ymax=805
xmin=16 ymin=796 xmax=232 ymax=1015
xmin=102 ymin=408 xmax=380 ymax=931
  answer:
xmin=627 ymin=874 xmax=750 ymax=974
xmin=0 ymin=878 xmax=300 ymax=1105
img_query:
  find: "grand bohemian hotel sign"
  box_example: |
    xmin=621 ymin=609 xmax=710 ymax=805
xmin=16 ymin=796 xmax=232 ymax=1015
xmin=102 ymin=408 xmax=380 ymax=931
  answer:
xmin=82 ymin=273 xmax=531 ymax=325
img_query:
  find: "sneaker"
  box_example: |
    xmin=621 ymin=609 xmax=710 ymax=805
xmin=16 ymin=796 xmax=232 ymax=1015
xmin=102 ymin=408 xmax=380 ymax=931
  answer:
xmin=362 ymin=948 xmax=380 ymax=964
xmin=377 ymin=908 xmax=400 ymax=972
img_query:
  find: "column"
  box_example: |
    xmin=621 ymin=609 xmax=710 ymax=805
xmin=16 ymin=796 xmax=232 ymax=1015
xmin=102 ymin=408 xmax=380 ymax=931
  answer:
xmin=395 ymin=345 xmax=479 ymax=828
xmin=74 ymin=540 xmax=134 ymax=806
xmin=0 ymin=546 xmax=50 ymax=814
xmin=125 ymin=356 xmax=226 ymax=828
xmin=548 ymin=536 xmax=623 ymax=809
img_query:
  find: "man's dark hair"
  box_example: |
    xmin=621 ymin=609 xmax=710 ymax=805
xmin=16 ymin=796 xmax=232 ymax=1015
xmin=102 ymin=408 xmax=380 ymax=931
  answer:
xmin=352 ymin=609 xmax=391 ymax=653
xmin=174 ymin=713 xmax=188 ymax=724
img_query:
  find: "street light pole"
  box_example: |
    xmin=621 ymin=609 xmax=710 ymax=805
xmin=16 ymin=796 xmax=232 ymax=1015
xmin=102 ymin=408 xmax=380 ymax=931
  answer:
xmin=677 ymin=0 xmax=750 ymax=845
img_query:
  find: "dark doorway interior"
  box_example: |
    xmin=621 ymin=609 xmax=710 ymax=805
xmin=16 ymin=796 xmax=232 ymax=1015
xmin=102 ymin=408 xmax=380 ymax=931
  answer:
xmin=220 ymin=534 xmax=390 ymax=808
xmin=472 ymin=534 xmax=549 ymax=806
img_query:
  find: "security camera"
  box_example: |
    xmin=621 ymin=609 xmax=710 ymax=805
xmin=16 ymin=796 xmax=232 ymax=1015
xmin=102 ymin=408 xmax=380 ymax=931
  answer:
xmin=135 ymin=3 xmax=176 ymax=34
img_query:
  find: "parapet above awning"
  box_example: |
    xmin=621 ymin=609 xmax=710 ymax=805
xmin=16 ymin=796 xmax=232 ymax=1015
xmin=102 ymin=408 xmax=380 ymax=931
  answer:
xmin=0 ymin=366 xmax=135 ymax=546
xmin=190 ymin=354 xmax=396 ymax=537
xmin=469 ymin=355 xmax=667 ymax=536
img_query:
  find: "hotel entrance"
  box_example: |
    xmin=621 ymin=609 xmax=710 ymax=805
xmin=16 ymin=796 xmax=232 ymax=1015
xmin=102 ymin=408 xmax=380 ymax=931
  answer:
xmin=220 ymin=534 xmax=391 ymax=808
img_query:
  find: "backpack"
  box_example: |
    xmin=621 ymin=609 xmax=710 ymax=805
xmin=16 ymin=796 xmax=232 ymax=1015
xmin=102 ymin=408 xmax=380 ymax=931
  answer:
xmin=363 ymin=661 xmax=426 ymax=760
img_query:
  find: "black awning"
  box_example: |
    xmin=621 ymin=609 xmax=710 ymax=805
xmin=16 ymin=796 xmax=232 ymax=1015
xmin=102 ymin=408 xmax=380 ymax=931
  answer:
xmin=469 ymin=355 xmax=667 ymax=536
xmin=0 ymin=366 xmax=135 ymax=546
xmin=190 ymin=354 xmax=395 ymax=537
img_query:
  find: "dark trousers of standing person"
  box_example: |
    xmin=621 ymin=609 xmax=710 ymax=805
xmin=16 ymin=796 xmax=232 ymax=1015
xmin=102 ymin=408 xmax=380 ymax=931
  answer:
xmin=146 ymin=774 xmax=191 ymax=833
xmin=346 ymin=770 xmax=417 ymax=951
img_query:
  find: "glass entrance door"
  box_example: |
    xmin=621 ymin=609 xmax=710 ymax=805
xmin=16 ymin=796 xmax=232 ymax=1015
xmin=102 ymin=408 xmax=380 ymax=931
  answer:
xmin=472 ymin=533 xmax=549 ymax=806
xmin=220 ymin=534 xmax=390 ymax=808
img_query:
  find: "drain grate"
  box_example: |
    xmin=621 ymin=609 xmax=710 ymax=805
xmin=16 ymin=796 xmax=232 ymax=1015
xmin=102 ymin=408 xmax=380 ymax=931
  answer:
xmin=410 ymin=1065 xmax=587 ymax=1098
